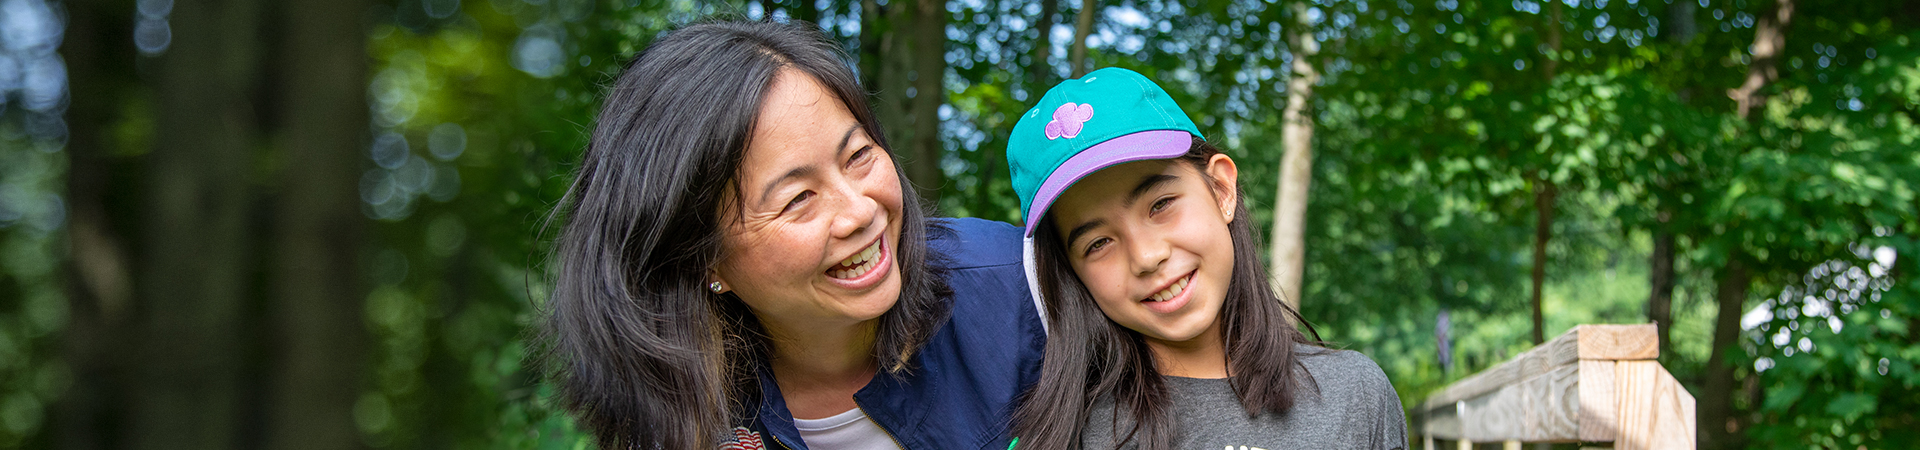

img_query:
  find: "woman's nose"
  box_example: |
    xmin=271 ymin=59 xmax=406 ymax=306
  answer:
xmin=828 ymin=179 xmax=878 ymax=239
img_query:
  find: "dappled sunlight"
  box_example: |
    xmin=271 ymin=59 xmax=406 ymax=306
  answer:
xmin=0 ymin=0 xmax=65 ymax=446
xmin=10 ymin=0 xmax=1917 ymax=447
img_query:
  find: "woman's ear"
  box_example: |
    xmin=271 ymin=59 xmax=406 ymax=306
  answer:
xmin=1204 ymin=153 xmax=1240 ymax=221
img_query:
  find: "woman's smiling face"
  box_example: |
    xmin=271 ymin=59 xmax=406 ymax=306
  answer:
xmin=713 ymin=69 xmax=905 ymax=334
xmin=1048 ymin=154 xmax=1240 ymax=355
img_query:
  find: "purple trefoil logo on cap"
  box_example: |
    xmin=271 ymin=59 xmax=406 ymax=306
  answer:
xmin=1044 ymin=102 xmax=1094 ymax=140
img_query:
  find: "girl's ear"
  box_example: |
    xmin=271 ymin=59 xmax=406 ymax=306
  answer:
xmin=708 ymin=270 xmax=732 ymax=294
xmin=1203 ymin=153 xmax=1240 ymax=221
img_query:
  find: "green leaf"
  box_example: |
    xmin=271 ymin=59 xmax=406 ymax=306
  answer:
xmin=1765 ymin=382 xmax=1807 ymax=413
xmin=1823 ymin=392 xmax=1877 ymax=421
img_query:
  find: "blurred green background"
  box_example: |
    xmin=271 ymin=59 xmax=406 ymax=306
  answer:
xmin=1 ymin=0 xmax=1916 ymax=448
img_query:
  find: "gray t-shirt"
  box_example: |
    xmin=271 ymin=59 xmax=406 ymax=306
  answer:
xmin=1080 ymin=345 xmax=1408 ymax=450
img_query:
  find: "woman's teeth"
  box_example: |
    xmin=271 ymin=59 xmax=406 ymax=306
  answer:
xmin=829 ymin=240 xmax=882 ymax=279
xmin=1146 ymin=275 xmax=1189 ymax=303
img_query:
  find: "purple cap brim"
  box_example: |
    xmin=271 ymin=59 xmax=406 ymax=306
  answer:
xmin=1023 ymin=129 xmax=1193 ymax=237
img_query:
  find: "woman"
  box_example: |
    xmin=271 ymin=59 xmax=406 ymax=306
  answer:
xmin=543 ymin=20 xmax=1044 ymax=449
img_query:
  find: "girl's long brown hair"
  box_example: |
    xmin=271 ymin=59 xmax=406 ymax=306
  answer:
xmin=1011 ymin=137 xmax=1322 ymax=450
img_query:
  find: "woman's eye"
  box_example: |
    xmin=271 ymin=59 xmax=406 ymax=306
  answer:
xmin=783 ymin=191 xmax=814 ymax=212
xmin=848 ymin=146 xmax=873 ymax=167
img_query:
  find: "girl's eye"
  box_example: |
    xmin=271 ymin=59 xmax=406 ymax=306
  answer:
xmin=783 ymin=191 xmax=815 ymax=213
xmin=1150 ymin=197 xmax=1174 ymax=213
xmin=1083 ymin=237 xmax=1110 ymax=256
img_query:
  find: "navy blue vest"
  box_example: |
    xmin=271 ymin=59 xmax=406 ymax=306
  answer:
xmin=739 ymin=218 xmax=1046 ymax=450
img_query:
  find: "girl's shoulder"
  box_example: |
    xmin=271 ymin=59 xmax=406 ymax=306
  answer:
xmin=1292 ymin=344 xmax=1399 ymax=403
xmin=1294 ymin=345 xmax=1388 ymax=376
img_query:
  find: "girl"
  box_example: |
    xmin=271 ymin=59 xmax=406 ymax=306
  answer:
xmin=1006 ymin=68 xmax=1408 ymax=450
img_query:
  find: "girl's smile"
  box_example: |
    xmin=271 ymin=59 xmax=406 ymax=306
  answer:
xmin=1047 ymin=154 xmax=1242 ymax=375
xmin=1140 ymin=270 xmax=1196 ymax=313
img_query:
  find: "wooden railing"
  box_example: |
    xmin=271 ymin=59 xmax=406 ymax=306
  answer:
xmin=1416 ymin=324 xmax=1696 ymax=450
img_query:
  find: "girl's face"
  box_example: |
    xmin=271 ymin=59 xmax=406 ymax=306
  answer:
xmin=713 ymin=69 xmax=906 ymax=336
xmin=1048 ymin=154 xmax=1240 ymax=358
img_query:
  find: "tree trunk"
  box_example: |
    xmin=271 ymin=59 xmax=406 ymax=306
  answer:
xmin=1069 ymin=0 xmax=1097 ymax=77
xmin=59 ymin=0 xmax=139 ymax=448
xmin=263 ymin=0 xmax=369 ymax=448
xmin=1529 ymin=178 xmax=1554 ymax=345
xmin=134 ymin=0 xmax=266 ymax=448
xmin=1702 ymin=257 xmax=1751 ymax=450
xmin=1666 ymin=0 xmax=1698 ymax=45
xmin=1647 ymin=0 xmax=1697 ymax=361
xmin=862 ymin=0 xmax=943 ymax=205
xmin=1269 ymin=1 xmax=1318 ymax=311
xmin=1030 ymin=0 xmax=1057 ymax=88
xmin=858 ymin=0 xmax=884 ymax=89
xmin=903 ymin=0 xmax=948 ymax=204
xmin=1729 ymin=0 xmax=1794 ymax=120
xmin=1528 ymin=2 xmax=1562 ymax=346
xmin=866 ymin=0 xmax=909 ymax=176
xmin=1544 ymin=0 xmax=1562 ymax=79
xmin=1703 ymin=1 xmax=1794 ymax=448
xmin=1648 ymin=228 xmax=1676 ymax=356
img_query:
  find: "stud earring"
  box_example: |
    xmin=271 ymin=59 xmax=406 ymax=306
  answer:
xmin=709 ymin=281 xmax=725 ymax=293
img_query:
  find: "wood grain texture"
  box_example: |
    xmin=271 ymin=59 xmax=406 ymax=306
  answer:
xmin=1577 ymin=360 xmax=1619 ymax=442
xmin=1425 ymin=324 xmax=1657 ymax=409
xmin=1576 ymin=324 xmax=1660 ymax=360
xmin=1680 ymin=384 xmax=1697 ymax=450
xmin=1650 ymin=365 xmax=1696 ymax=450
xmin=1452 ymin=364 xmax=1581 ymax=442
xmin=1462 ymin=385 xmax=1524 ymax=441
xmin=1537 ymin=364 xmax=1582 ymax=442
xmin=1426 ymin=334 xmax=1560 ymax=408
xmin=1417 ymin=324 xmax=1691 ymax=447
xmin=1425 ymin=400 xmax=1464 ymax=440
xmin=1614 ymin=360 xmax=1653 ymax=450
xmin=1520 ymin=374 xmax=1547 ymax=441
xmin=1614 ymin=360 xmax=1700 ymax=450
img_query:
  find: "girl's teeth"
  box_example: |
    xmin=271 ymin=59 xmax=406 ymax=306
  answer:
xmin=1147 ymin=276 xmax=1190 ymax=302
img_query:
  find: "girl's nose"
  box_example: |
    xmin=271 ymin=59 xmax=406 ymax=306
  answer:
xmin=1129 ymin=233 xmax=1171 ymax=277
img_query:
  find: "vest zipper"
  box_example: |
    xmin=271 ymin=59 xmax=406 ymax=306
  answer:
xmin=767 ymin=431 xmax=795 ymax=450
xmin=855 ymin=403 xmax=909 ymax=450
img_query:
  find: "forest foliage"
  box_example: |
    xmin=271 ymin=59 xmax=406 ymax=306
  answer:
xmin=0 ymin=0 xmax=1916 ymax=448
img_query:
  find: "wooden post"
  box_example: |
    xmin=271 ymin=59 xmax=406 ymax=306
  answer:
xmin=1419 ymin=324 xmax=1694 ymax=449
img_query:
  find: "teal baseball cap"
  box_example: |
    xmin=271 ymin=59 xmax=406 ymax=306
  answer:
xmin=1007 ymin=67 xmax=1203 ymax=237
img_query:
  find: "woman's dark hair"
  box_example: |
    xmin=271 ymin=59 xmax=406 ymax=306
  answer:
xmin=1010 ymin=137 xmax=1323 ymax=450
xmin=541 ymin=20 xmax=950 ymax=449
